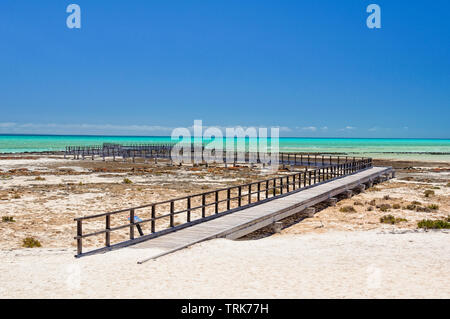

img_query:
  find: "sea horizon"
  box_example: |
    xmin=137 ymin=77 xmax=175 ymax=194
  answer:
xmin=1 ymin=134 xmax=449 ymax=161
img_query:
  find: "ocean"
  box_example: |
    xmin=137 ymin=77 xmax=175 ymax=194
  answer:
xmin=0 ymin=135 xmax=449 ymax=161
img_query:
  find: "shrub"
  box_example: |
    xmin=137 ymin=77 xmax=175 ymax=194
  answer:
xmin=339 ymin=206 xmax=356 ymax=213
xmin=34 ymin=176 xmax=45 ymax=181
xmin=2 ymin=216 xmax=15 ymax=223
xmin=369 ymin=199 xmax=376 ymax=206
xmin=380 ymin=215 xmax=407 ymax=224
xmin=367 ymin=206 xmax=373 ymax=211
xmin=417 ymin=219 xmax=450 ymax=229
xmin=416 ymin=206 xmax=432 ymax=213
xmin=353 ymin=201 xmax=363 ymax=206
xmin=427 ymin=204 xmax=439 ymax=210
xmin=22 ymin=237 xmax=42 ymax=248
xmin=379 ymin=204 xmax=391 ymax=212
xmin=12 ymin=193 xmax=21 ymax=199
xmin=392 ymin=204 xmax=401 ymax=209
xmin=123 ymin=178 xmax=133 ymax=184
xmin=383 ymin=195 xmax=390 ymax=200
xmin=424 ymin=190 xmax=435 ymax=197
xmin=411 ymin=201 xmax=422 ymax=205
xmin=446 ymin=182 xmax=450 ymax=187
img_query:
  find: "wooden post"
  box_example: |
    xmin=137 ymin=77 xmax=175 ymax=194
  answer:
xmin=257 ymin=182 xmax=261 ymax=201
xmin=238 ymin=186 xmax=241 ymax=207
xmin=105 ymin=215 xmax=110 ymax=247
xmin=151 ymin=205 xmax=156 ymax=232
xmin=215 ymin=191 xmax=219 ymax=214
xmin=170 ymin=201 xmax=174 ymax=227
xmin=248 ymin=184 xmax=251 ymax=204
xmin=202 ymin=194 xmax=206 ymax=217
xmin=227 ymin=189 xmax=231 ymax=210
xmin=187 ymin=198 xmax=191 ymax=222
xmin=77 ymin=220 xmax=82 ymax=256
xmin=130 ymin=209 xmax=135 ymax=240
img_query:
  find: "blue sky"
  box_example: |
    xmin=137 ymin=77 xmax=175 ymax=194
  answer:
xmin=0 ymin=0 xmax=449 ymax=138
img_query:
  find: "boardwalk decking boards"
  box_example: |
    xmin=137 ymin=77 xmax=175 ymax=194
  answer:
xmin=134 ymin=166 xmax=393 ymax=263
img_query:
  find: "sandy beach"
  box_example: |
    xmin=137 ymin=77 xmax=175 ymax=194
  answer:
xmin=0 ymin=154 xmax=449 ymax=298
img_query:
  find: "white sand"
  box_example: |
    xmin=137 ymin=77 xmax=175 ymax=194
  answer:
xmin=1 ymin=230 xmax=448 ymax=299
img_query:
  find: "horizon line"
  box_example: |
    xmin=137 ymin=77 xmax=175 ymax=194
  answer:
xmin=0 ymin=133 xmax=449 ymax=140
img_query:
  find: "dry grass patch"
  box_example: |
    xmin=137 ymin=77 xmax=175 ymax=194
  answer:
xmin=417 ymin=219 xmax=450 ymax=229
xmin=22 ymin=237 xmax=42 ymax=248
xmin=380 ymin=215 xmax=407 ymax=224
xmin=2 ymin=216 xmax=15 ymax=223
xmin=339 ymin=206 xmax=356 ymax=213
xmin=424 ymin=190 xmax=435 ymax=197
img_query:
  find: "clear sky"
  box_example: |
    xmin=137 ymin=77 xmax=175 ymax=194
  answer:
xmin=0 ymin=1 xmax=449 ymax=138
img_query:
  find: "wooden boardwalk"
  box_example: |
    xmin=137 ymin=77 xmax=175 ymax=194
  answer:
xmin=133 ymin=166 xmax=394 ymax=263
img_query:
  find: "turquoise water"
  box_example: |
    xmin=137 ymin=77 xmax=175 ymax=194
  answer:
xmin=0 ymin=135 xmax=449 ymax=161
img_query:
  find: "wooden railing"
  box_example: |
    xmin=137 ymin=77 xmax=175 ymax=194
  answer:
xmin=74 ymin=157 xmax=372 ymax=257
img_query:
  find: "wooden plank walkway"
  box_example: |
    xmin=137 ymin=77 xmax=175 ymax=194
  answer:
xmin=133 ymin=166 xmax=393 ymax=262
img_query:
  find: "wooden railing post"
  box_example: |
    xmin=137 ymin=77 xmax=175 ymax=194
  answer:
xmin=151 ymin=205 xmax=156 ymax=232
xmin=130 ymin=209 xmax=135 ymax=240
xmin=105 ymin=215 xmax=110 ymax=247
xmin=77 ymin=220 xmax=82 ymax=256
xmin=215 ymin=191 xmax=219 ymax=214
xmin=248 ymin=184 xmax=251 ymax=204
xmin=227 ymin=189 xmax=231 ymax=210
xmin=202 ymin=194 xmax=206 ymax=218
xmin=257 ymin=182 xmax=261 ymax=201
xmin=170 ymin=201 xmax=175 ymax=227
xmin=238 ymin=186 xmax=242 ymax=206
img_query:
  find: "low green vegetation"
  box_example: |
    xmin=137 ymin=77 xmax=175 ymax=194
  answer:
xmin=22 ymin=237 xmax=42 ymax=248
xmin=417 ymin=219 xmax=450 ymax=229
xmin=424 ymin=190 xmax=435 ymax=197
xmin=392 ymin=204 xmax=401 ymax=209
xmin=427 ymin=204 xmax=439 ymax=210
xmin=123 ymin=178 xmax=133 ymax=184
xmin=380 ymin=215 xmax=407 ymax=225
xmin=2 ymin=216 xmax=15 ymax=223
xmin=415 ymin=206 xmax=432 ymax=213
xmin=379 ymin=204 xmax=391 ymax=212
xmin=339 ymin=206 xmax=356 ymax=213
